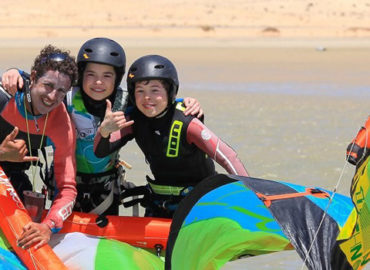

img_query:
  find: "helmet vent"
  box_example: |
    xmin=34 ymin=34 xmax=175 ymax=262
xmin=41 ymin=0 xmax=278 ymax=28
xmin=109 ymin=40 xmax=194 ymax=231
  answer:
xmin=154 ymin=64 xmax=165 ymax=69
xmin=85 ymin=48 xmax=93 ymax=53
xmin=111 ymin=52 xmax=119 ymax=57
xmin=131 ymin=67 xmax=137 ymax=72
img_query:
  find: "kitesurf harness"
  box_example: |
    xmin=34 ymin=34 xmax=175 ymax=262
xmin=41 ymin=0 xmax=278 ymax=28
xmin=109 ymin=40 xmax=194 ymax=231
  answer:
xmin=75 ymin=167 xmax=120 ymax=215
xmin=73 ymin=160 xmax=134 ymax=217
xmin=120 ymin=175 xmax=194 ymax=217
xmin=73 ymin=157 xmax=131 ymax=216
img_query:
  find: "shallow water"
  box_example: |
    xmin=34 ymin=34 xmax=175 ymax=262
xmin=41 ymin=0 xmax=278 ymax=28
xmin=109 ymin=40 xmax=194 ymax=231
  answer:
xmin=1 ymin=47 xmax=369 ymax=269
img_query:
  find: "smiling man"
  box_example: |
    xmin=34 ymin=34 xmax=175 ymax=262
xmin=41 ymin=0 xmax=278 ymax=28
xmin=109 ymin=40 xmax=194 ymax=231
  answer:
xmin=0 ymin=45 xmax=78 ymax=250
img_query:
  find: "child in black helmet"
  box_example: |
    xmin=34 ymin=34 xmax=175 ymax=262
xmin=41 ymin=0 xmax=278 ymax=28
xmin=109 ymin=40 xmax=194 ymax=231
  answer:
xmin=94 ymin=54 xmax=249 ymax=218
xmin=1 ymin=39 xmax=203 ymax=216
xmin=67 ymin=38 xmax=129 ymax=215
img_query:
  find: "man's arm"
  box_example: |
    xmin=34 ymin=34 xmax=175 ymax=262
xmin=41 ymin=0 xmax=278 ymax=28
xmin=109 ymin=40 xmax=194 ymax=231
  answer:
xmin=42 ymin=104 xmax=77 ymax=232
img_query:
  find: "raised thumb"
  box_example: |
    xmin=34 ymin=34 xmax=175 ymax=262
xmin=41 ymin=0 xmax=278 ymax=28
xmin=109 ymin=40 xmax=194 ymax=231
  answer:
xmin=7 ymin=127 xmax=19 ymax=141
xmin=105 ymin=99 xmax=112 ymax=113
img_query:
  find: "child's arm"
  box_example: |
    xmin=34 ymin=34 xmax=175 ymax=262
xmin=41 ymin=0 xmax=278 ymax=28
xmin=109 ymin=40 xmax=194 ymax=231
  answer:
xmin=99 ymin=100 xmax=134 ymax=137
xmin=186 ymin=118 xmax=249 ymax=176
xmin=94 ymin=118 xmax=134 ymax=158
xmin=94 ymin=128 xmax=134 ymax=158
xmin=94 ymin=99 xmax=135 ymax=157
xmin=1 ymin=68 xmax=27 ymax=95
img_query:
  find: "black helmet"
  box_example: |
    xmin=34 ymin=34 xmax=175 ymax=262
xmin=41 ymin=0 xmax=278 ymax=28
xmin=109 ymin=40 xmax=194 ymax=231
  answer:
xmin=77 ymin=37 xmax=126 ymax=87
xmin=127 ymin=55 xmax=179 ymax=104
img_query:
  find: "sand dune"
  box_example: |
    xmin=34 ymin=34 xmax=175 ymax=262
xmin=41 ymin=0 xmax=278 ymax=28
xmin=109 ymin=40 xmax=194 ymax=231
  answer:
xmin=1 ymin=0 xmax=370 ymax=47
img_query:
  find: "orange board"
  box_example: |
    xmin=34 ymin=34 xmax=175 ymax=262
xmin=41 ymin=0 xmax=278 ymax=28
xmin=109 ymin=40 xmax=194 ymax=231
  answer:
xmin=0 ymin=166 xmax=66 ymax=270
xmin=58 ymin=210 xmax=171 ymax=250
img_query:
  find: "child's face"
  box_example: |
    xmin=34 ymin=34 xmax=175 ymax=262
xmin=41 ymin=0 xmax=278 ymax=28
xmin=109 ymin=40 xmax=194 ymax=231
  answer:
xmin=82 ymin=63 xmax=116 ymax=101
xmin=134 ymin=80 xmax=168 ymax=117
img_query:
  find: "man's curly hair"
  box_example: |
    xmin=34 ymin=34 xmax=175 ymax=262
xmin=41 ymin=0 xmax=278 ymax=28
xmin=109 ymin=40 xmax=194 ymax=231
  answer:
xmin=31 ymin=45 xmax=78 ymax=86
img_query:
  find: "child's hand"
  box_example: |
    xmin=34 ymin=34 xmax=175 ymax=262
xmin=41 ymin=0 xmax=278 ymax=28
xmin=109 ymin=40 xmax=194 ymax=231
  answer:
xmin=1 ymin=69 xmax=23 ymax=96
xmin=183 ymin=97 xmax=203 ymax=118
xmin=99 ymin=100 xmax=134 ymax=138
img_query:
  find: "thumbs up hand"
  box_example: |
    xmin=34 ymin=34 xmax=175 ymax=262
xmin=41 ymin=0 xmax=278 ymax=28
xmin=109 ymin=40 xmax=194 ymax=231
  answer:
xmin=0 ymin=127 xmax=39 ymax=162
xmin=99 ymin=100 xmax=134 ymax=138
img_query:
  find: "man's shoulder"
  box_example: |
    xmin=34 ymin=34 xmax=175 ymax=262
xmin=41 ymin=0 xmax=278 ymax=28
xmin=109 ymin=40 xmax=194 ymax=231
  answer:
xmin=49 ymin=102 xmax=71 ymax=123
xmin=46 ymin=103 xmax=75 ymax=145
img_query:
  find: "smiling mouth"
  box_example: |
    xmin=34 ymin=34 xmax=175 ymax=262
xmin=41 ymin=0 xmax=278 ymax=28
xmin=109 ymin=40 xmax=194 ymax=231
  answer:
xmin=42 ymin=98 xmax=54 ymax=107
xmin=142 ymin=104 xmax=155 ymax=109
xmin=91 ymin=88 xmax=105 ymax=93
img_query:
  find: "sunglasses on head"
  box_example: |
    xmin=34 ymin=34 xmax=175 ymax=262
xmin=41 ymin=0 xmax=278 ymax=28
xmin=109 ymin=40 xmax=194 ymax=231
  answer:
xmin=40 ymin=53 xmax=68 ymax=64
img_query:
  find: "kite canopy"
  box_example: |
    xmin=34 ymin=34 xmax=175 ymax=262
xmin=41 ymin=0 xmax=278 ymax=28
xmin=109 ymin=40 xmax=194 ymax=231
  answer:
xmin=165 ymin=173 xmax=364 ymax=270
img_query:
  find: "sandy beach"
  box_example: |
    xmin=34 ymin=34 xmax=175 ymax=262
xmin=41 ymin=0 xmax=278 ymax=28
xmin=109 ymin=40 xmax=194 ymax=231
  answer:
xmin=1 ymin=0 xmax=370 ymax=48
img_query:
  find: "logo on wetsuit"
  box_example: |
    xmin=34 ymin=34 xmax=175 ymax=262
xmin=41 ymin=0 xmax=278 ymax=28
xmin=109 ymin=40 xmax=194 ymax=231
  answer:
xmin=166 ymin=120 xmax=183 ymax=157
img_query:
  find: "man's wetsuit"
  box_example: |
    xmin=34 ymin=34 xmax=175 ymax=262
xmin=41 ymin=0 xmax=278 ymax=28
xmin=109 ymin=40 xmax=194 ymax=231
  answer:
xmin=0 ymin=88 xmax=76 ymax=232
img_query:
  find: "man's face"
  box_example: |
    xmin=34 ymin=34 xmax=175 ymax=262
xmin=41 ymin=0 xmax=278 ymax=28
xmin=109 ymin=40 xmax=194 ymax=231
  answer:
xmin=30 ymin=70 xmax=71 ymax=115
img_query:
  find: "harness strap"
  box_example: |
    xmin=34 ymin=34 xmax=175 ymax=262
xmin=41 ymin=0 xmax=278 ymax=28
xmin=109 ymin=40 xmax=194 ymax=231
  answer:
xmin=120 ymin=186 xmax=148 ymax=208
xmin=256 ymin=188 xmax=330 ymax=207
xmin=77 ymin=168 xmax=118 ymax=184
xmin=148 ymin=182 xmax=185 ymax=196
xmin=88 ymin=182 xmax=115 ymax=215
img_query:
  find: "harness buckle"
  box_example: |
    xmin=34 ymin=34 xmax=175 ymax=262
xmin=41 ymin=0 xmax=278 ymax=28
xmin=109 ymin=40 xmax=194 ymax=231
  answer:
xmin=161 ymin=200 xmax=168 ymax=209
